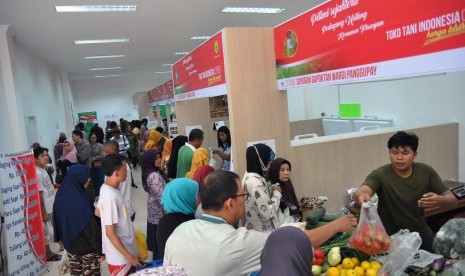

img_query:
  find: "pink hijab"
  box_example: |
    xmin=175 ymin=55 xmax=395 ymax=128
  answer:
xmin=60 ymin=139 xmax=78 ymax=163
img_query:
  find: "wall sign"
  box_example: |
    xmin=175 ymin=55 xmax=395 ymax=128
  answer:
xmin=274 ymin=0 xmax=465 ymax=89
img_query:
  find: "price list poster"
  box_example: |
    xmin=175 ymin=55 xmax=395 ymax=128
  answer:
xmin=1 ymin=150 xmax=46 ymax=275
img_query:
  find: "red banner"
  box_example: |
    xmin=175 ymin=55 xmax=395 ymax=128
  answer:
xmin=164 ymin=79 xmax=174 ymax=100
xmin=1 ymin=150 xmax=46 ymax=275
xmin=274 ymin=0 xmax=465 ymax=89
xmin=172 ymin=31 xmax=227 ymax=101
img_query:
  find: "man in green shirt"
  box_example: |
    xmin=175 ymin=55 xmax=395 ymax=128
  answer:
xmin=176 ymin=128 xmax=204 ymax=178
xmin=355 ymin=131 xmax=457 ymax=252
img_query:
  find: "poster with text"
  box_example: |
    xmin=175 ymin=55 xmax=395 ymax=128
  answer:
xmin=172 ymin=31 xmax=227 ymax=101
xmin=274 ymin=0 xmax=465 ymax=89
xmin=78 ymin=111 xmax=97 ymax=133
xmin=0 ymin=150 xmax=47 ymax=275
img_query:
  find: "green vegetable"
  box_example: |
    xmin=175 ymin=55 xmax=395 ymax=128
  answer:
xmin=433 ymin=218 xmax=465 ymax=257
xmin=305 ymin=206 xmax=326 ymax=225
xmin=328 ymin=247 xmax=341 ymax=266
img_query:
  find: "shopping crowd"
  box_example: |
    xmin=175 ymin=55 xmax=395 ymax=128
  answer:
xmin=32 ymin=119 xmax=456 ymax=275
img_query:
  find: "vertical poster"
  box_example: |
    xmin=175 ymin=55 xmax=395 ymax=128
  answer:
xmin=0 ymin=150 xmax=46 ymax=275
xmin=159 ymin=104 xmax=167 ymax=119
xmin=78 ymin=111 xmax=97 ymax=132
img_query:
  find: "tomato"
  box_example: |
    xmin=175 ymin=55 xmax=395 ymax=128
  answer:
xmin=313 ymin=257 xmax=324 ymax=266
xmin=371 ymin=241 xmax=382 ymax=254
xmin=314 ymin=249 xmax=324 ymax=259
xmin=382 ymin=238 xmax=391 ymax=251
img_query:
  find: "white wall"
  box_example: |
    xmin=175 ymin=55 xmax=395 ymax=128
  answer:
xmin=12 ymin=45 xmax=70 ymax=156
xmin=0 ymin=62 xmax=13 ymax=150
xmin=287 ymin=71 xmax=465 ymax=180
xmin=71 ymin=76 xmax=158 ymax=127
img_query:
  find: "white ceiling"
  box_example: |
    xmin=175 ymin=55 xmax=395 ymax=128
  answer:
xmin=0 ymin=0 xmax=321 ymax=87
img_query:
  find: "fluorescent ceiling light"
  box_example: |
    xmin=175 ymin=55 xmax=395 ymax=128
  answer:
xmin=174 ymin=52 xmax=189 ymax=55
xmin=221 ymin=7 xmax=285 ymax=14
xmin=190 ymin=36 xmax=211 ymax=40
xmin=75 ymin=39 xmax=129 ymax=45
xmin=90 ymin=67 xmax=123 ymax=71
xmin=94 ymin=74 xmax=121 ymax=78
xmin=83 ymin=54 xmax=126 ymax=59
xmin=162 ymin=64 xmax=173 ymax=67
xmin=154 ymin=71 xmax=171 ymax=74
xmin=55 ymin=5 xmax=136 ymax=13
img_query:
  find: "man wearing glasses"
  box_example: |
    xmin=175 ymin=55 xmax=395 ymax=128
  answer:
xmin=164 ymin=170 xmax=357 ymax=275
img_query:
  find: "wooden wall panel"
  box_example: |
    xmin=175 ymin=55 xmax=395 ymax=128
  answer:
xmin=223 ymin=28 xmax=291 ymax=176
xmin=174 ymin=98 xmax=217 ymax=151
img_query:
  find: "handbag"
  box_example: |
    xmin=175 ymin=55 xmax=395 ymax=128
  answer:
xmin=92 ymin=159 xmax=102 ymax=169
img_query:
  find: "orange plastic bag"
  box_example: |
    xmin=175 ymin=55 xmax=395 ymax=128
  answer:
xmin=348 ymin=202 xmax=390 ymax=255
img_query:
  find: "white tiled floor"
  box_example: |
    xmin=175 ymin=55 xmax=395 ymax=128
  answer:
xmin=44 ymin=166 xmax=149 ymax=275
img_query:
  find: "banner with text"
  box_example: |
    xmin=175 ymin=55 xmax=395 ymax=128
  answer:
xmin=274 ymin=0 xmax=465 ymax=89
xmin=172 ymin=31 xmax=227 ymax=101
xmin=1 ymin=150 xmax=46 ymax=275
xmin=78 ymin=111 xmax=97 ymax=133
xmin=148 ymin=79 xmax=175 ymax=104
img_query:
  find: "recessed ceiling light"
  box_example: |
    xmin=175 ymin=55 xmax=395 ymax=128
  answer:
xmin=75 ymin=39 xmax=129 ymax=45
xmin=190 ymin=36 xmax=211 ymax=40
xmin=162 ymin=64 xmax=173 ymax=67
xmin=55 ymin=5 xmax=136 ymax=13
xmin=154 ymin=71 xmax=171 ymax=74
xmin=90 ymin=67 xmax=123 ymax=71
xmin=174 ymin=52 xmax=189 ymax=55
xmin=221 ymin=7 xmax=285 ymax=14
xmin=83 ymin=54 xmax=126 ymax=59
xmin=94 ymin=74 xmax=121 ymax=78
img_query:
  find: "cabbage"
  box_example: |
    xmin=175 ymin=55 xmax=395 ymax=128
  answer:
xmin=433 ymin=218 xmax=465 ymax=258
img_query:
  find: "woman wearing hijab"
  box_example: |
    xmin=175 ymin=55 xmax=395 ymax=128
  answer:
xmin=144 ymin=130 xmax=163 ymax=151
xmin=53 ymin=165 xmax=102 ymax=275
xmin=192 ymin=165 xmax=215 ymax=218
xmin=89 ymin=132 xmax=104 ymax=197
xmin=54 ymin=132 xmax=67 ymax=167
xmin=260 ymin=226 xmax=313 ymax=275
xmin=141 ymin=149 xmax=168 ymax=259
xmin=156 ymin=178 xmax=198 ymax=260
xmin=166 ymin=135 xmax=188 ymax=179
xmin=266 ymin=158 xmax=300 ymax=218
xmin=242 ymin=143 xmax=282 ymax=233
xmin=185 ymin=147 xmax=209 ymax=179
xmin=56 ymin=139 xmax=78 ymax=183
xmin=161 ymin=138 xmax=173 ymax=174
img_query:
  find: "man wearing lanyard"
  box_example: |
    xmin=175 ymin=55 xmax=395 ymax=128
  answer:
xmin=164 ymin=170 xmax=357 ymax=275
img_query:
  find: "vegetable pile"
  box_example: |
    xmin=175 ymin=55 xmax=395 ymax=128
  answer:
xmin=433 ymin=218 xmax=465 ymax=258
xmin=348 ymin=223 xmax=390 ymax=255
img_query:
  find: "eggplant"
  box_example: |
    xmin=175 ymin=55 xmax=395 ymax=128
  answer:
xmin=430 ymin=257 xmax=446 ymax=272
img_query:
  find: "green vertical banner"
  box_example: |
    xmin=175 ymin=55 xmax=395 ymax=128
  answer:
xmin=78 ymin=111 xmax=97 ymax=132
xmin=159 ymin=104 xmax=167 ymax=119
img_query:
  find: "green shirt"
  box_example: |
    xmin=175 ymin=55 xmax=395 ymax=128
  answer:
xmin=176 ymin=145 xmax=195 ymax=178
xmin=363 ymin=163 xmax=448 ymax=236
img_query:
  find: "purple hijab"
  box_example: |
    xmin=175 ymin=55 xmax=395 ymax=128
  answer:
xmin=141 ymin=149 xmax=168 ymax=192
xmin=260 ymin=226 xmax=313 ymax=275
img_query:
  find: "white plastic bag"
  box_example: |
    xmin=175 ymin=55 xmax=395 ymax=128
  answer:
xmin=378 ymin=230 xmax=422 ymax=276
xmin=58 ymin=250 xmax=70 ymax=275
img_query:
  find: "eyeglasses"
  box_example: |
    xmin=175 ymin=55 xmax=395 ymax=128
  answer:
xmin=225 ymin=193 xmax=249 ymax=201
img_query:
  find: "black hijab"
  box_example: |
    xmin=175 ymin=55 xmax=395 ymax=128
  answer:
xmin=267 ymin=158 xmax=300 ymax=216
xmin=141 ymin=149 xmax=168 ymax=192
xmin=246 ymin=143 xmax=274 ymax=177
xmin=53 ymin=165 xmax=93 ymax=249
xmin=260 ymin=226 xmax=313 ymax=275
xmin=167 ymin=135 xmax=188 ymax=179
